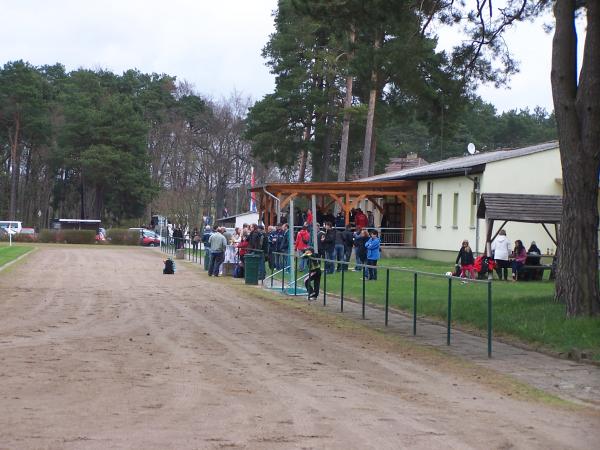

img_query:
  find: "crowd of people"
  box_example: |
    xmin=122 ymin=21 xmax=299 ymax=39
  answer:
xmin=455 ymin=230 xmax=545 ymax=282
xmin=196 ymin=211 xmax=383 ymax=297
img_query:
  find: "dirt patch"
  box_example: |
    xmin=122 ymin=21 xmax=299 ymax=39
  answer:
xmin=0 ymin=246 xmax=598 ymax=449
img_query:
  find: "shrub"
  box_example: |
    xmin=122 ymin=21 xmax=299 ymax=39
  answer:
xmin=37 ymin=229 xmax=96 ymax=244
xmin=107 ymin=228 xmax=140 ymax=246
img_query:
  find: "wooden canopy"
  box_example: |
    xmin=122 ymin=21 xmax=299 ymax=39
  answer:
xmin=477 ymin=193 xmax=563 ymax=259
xmin=250 ymin=180 xmax=418 ymax=245
xmin=477 ymin=193 xmax=562 ymax=224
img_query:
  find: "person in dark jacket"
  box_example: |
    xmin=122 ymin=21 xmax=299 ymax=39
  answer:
xmin=456 ymin=240 xmax=475 ymax=279
xmin=334 ymin=223 xmax=347 ymax=271
xmin=341 ymin=224 xmax=354 ymax=270
xmin=353 ymin=228 xmax=369 ymax=272
xmin=302 ymin=247 xmax=321 ymax=300
xmin=320 ymin=222 xmax=336 ymax=274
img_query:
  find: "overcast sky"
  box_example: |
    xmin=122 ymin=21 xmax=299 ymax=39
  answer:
xmin=0 ymin=0 xmax=570 ymax=113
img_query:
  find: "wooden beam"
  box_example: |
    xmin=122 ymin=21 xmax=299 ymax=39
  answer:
xmin=367 ymin=196 xmax=384 ymax=214
xmin=280 ymin=193 xmax=298 ymax=209
xmin=345 ymin=193 xmax=350 ymax=224
xmin=542 ymin=223 xmax=558 ymax=246
xmin=328 ymin=193 xmax=345 ymax=211
xmin=351 ymin=194 xmax=367 ymax=210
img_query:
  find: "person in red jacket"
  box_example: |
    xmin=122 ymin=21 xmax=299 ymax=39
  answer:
xmin=295 ymin=225 xmax=311 ymax=271
xmin=354 ymin=208 xmax=369 ymax=230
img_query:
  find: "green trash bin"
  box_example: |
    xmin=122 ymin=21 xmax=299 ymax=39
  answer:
xmin=204 ymin=249 xmax=210 ymax=271
xmin=244 ymin=253 xmax=261 ymax=285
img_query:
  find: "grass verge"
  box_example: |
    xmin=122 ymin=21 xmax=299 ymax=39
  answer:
xmin=0 ymin=245 xmax=33 ymax=268
xmin=269 ymin=256 xmax=600 ymax=362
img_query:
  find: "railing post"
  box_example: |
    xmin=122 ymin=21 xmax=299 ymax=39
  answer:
xmin=323 ymin=258 xmax=327 ymax=306
xmin=340 ymin=267 xmax=344 ymax=312
xmin=385 ymin=269 xmax=390 ymax=326
xmin=447 ymin=277 xmax=452 ymax=346
xmin=294 ymin=255 xmax=298 ymax=296
xmin=281 ymin=255 xmax=285 ymax=292
xmin=413 ymin=272 xmax=417 ymax=335
xmin=488 ymin=280 xmax=493 ymax=358
xmin=362 ymin=269 xmax=366 ymax=319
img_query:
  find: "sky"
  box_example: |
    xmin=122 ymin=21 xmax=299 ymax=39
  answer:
xmin=0 ymin=0 xmax=576 ymax=113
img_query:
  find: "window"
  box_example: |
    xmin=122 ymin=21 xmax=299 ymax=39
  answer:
xmin=452 ymin=193 xmax=459 ymax=228
xmin=436 ymin=194 xmax=442 ymax=228
xmin=426 ymin=182 xmax=432 ymax=206
xmin=421 ymin=194 xmax=427 ymax=227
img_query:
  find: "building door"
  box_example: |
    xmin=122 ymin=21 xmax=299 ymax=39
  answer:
xmin=383 ymin=202 xmax=405 ymax=245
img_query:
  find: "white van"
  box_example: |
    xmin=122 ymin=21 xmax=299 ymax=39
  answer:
xmin=0 ymin=221 xmax=22 ymax=233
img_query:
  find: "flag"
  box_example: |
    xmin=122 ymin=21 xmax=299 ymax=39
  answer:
xmin=250 ymin=166 xmax=257 ymax=212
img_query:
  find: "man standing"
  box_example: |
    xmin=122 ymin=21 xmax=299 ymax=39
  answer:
xmin=295 ymin=224 xmax=311 ymax=272
xmin=302 ymin=247 xmax=321 ymax=301
xmin=321 ymin=222 xmax=335 ymax=274
xmin=208 ymin=227 xmax=227 ymax=277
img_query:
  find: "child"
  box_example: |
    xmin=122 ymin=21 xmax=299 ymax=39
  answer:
xmin=302 ymin=247 xmax=321 ymax=300
xmin=364 ymin=230 xmax=381 ymax=280
xmin=456 ymin=240 xmax=475 ymax=279
xmin=163 ymin=258 xmax=175 ymax=274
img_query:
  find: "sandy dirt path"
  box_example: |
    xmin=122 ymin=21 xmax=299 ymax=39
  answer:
xmin=0 ymin=246 xmax=598 ymax=449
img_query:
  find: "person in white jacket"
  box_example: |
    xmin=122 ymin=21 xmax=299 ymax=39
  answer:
xmin=491 ymin=229 xmax=512 ymax=280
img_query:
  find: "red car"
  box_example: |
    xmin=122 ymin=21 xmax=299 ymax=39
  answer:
xmin=141 ymin=230 xmax=161 ymax=246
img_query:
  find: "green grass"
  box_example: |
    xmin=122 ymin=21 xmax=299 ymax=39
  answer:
xmin=0 ymin=245 xmax=33 ymax=268
xmin=269 ymin=256 xmax=600 ymax=361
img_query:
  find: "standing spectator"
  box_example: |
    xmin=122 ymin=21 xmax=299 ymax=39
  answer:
xmin=201 ymin=226 xmax=212 ymax=247
xmin=223 ymin=227 xmax=233 ymax=244
xmin=321 ymin=222 xmax=335 ymax=274
xmin=456 ymin=240 xmax=475 ymax=279
xmin=306 ymin=209 xmax=313 ymax=225
xmin=173 ymin=225 xmax=184 ymax=250
xmin=335 ymin=212 xmax=345 ymax=229
xmin=365 ymin=230 xmax=381 ymax=280
xmin=267 ymin=225 xmax=279 ymax=270
xmin=334 ymin=223 xmax=346 ymax=271
xmin=492 ymin=229 xmax=512 ymax=280
xmin=367 ymin=210 xmax=375 ymax=228
xmin=232 ymin=227 xmax=242 ymax=244
xmin=207 ymin=228 xmax=227 ymax=277
xmin=257 ymin=225 xmax=268 ymax=279
xmin=354 ymin=208 xmax=368 ymax=230
xmin=191 ymin=227 xmax=200 ymax=253
xmin=511 ymin=239 xmax=527 ymax=281
xmin=342 ymin=224 xmax=354 ymax=269
xmin=353 ymin=228 xmax=368 ymax=271
xmin=278 ymin=223 xmax=290 ymax=270
xmin=295 ymin=225 xmax=311 ymax=272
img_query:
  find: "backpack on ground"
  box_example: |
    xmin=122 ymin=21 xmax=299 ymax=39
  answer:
xmin=163 ymin=258 xmax=175 ymax=274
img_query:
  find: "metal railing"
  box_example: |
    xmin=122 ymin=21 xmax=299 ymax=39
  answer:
xmin=158 ymin=240 xmax=494 ymax=358
xmin=268 ymin=251 xmax=494 ymax=358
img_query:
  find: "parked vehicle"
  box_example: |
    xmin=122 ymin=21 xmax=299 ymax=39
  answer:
xmin=18 ymin=227 xmax=37 ymax=241
xmin=0 ymin=221 xmax=22 ymax=234
xmin=141 ymin=230 xmax=161 ymax=246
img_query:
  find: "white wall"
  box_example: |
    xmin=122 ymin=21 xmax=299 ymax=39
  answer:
xmin=416 ymin=147 xmax=563 ymax=256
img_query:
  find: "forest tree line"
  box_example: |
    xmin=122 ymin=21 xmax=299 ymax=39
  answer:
xmin=0 ymin=61 xmax=254 ymax=227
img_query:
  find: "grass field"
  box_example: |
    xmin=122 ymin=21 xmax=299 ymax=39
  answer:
xmin=268 ymin=256 xmax=600 ymax=361
xmin=0 ymin=245 xmax=33 ymax=268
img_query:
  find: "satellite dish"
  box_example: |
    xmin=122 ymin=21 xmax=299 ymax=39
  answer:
xmin=467 ymin=143 xmax=476 ymax=155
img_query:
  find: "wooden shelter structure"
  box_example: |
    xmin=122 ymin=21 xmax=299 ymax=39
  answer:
xmin=477 ymin=193 xmax=562 ymax=256
xmin=250 ymin=180 xmax=418 ymax=246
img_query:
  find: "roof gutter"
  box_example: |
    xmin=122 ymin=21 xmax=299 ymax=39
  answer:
xmin=262 ymin=187 xmax=281 ymax=223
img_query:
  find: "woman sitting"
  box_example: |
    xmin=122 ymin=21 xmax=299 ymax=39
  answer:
xmin=511 ymin=240 xmax=528 ymax=281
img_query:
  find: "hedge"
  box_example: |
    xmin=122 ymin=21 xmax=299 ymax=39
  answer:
xmin=38 ymin=230 xmax=97 ymax=244
xmin=106 ymin=228 xmax=140 ymax=246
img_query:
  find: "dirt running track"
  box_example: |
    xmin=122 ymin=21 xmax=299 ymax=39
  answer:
xmin=0 ymin=246 xmax=598 ymax=449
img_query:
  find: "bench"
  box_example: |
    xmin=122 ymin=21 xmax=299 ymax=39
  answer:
xmin=520 ymin=264 xmax=554 ymax=281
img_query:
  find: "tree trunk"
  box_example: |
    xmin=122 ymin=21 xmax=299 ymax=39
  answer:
xmin=338 ymin=26 xmax=356 ymax=182
xmin=551 ymin=0 xmax=600 ymax=316
xmin=299 ymin=124 xmax=311 ymax=182
xmin=8 ymin=114 xmax=20 ymax=220
xmin=361 ymin=32 xmax=382 ymax=179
